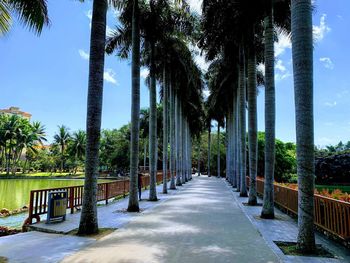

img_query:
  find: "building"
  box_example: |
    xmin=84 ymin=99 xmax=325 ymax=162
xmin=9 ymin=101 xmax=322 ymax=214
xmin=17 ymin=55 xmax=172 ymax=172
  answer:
xmin=0 ymin=106 xmax=32 ymax=120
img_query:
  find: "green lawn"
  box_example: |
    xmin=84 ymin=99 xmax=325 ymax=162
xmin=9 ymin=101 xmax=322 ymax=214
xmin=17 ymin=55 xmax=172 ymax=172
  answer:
xmin=0 ymin=172 xmax=85 ymax=177
xmin=316 ymin=185 xmax=350 ymax=194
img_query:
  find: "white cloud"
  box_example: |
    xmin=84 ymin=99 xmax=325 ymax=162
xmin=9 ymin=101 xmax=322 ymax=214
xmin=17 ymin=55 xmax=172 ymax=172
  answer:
xmin=319 ymin=57 xmax=334 ymax=69
xmin=188 ymin=0 xmax=202 ymax=14
xmin=336 ymin=89 xmax=349 ymax=98
xmin=257 ymin=63 xmax=265 ymax=76
xmin=324 ymin=101 xmax=337 ymax=107
xmin=203 ymin=89 xmax=210 ymax=98
xmin=275 ymin=72 xmax=291 ymax=82
xmin=86 ymin=9 xmax=92 ymax=28
xmin=275 ymin=59 xmax=286 ymax=72
xmin=189 ymin=43 xmax=210 ymax=72
xmin=78 ymin=49 xmax=89 ymax=60
xmin=337 ymin=15 xmax=343 ymax=20
xmin=85 ymin=9 xmax=92 ymax=21
xmin=274 ymin=32 xmax=291 ymax=57
xmin=104 ymin=68 xmax=118 ymax=85
xmin=140 ymin=68 xmax=149 ymax=79
xmin=313 ymin=14 xmax=331 ymax=43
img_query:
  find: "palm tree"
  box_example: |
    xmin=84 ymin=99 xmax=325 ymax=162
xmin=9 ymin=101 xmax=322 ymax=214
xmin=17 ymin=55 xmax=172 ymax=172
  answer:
xmin=261 ymin=0 xmax=291 ymax=219
xmin=128 ymin=0 xmax=141 ymax=212
xmin=71 ymin=130 xmax=86 ymax=173
xmin=78 ymin=0 xmax=108 ymax=235
xmin=247 ymin=29 xmax=258 ymax=205
xmin=162 ymin=68 xmax=168 ymax=194
xmin=291 ymin=0 xmax=315 ymax=253
xmin=0 ymin=0 xmax=49 ymax=35
xmin=53 ymin=125 xmax=70 ymax=172
xmin=216 ymin=121 xmax=221 ymax=178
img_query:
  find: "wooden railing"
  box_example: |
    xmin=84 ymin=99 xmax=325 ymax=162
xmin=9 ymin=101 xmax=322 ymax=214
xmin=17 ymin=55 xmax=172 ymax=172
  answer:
xmin=26 ymin=172 xmax=169 ymax=225
xmin=247 ymin=177 xmax=350 ymax=240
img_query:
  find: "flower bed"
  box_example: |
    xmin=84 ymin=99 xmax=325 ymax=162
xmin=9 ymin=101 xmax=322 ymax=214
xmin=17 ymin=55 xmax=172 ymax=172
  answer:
xmin=0 ymin=226 xmax=20 ymax=237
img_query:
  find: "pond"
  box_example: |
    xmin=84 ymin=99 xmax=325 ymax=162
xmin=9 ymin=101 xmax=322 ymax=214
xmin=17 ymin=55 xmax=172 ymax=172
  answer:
xmin=0 ymin=178 xmax=112 ymax=228
xmin=0 ymin=178 xmax=112 ymax=211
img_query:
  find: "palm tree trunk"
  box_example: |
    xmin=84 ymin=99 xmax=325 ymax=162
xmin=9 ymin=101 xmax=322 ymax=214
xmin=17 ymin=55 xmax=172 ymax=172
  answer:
xmin=247 ymin=37 xmax=258 ymax=206
xmin=148 ymin=41 xmax=158 ymax=201
xmin=162 ymin=67 xmax=168 ymax=194
xmin=197 ymin=140 xmax=201 ymax=176
xmin=169 ymin=81 xmax=176 ymax=189
xmin=207 ymin=125 xmax=211 ymax=177
xmin=231 ymin=90 xmax=237 ymax=188
xmin=235 ymin=88 xmax=240 ymax=191
xmin=183 ymin=115 xmax=187 ymax=183
xmin=261 ymin=4 xmax=275 ymax=218
xmin=127 ymin=0 xmax=141 ymax=212
xmin=78 ymin=0 xmax=107 ymax=235
xmin=226 ymin=115 xmax=230 ymax=182
xmin=143 ymin=139 xmax=146 ymax=170
xmin=175 ymin=95 xmax=182 ymax=186
xmin=217 ymin=122 xmax=221 ymax=178
xmin=291 ymin=0 xmax=316 ymax=252
xmin=239 ymin=46 xmax=247 ymax=197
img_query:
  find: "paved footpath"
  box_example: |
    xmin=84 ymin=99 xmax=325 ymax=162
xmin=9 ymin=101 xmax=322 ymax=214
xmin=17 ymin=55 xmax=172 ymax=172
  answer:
xmin=62 ymin=176 xmax=279 ymax=263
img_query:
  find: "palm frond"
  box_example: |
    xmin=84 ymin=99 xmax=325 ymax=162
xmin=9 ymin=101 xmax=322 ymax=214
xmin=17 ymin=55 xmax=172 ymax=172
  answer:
xmin=8 ymin=0 xmax=50 ymax=35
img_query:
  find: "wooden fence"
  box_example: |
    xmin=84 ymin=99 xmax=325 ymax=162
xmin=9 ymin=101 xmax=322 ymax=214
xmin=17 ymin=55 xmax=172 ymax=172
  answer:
xmin=247 ymin=177 xmax=350 ymax=240
xmin=25 ymin=172 xmax=168 ymax=225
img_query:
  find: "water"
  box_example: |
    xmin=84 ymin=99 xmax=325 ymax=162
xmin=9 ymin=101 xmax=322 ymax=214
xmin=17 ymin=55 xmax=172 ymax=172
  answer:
xmin=0 ymin=178 xmax=110 ymax=228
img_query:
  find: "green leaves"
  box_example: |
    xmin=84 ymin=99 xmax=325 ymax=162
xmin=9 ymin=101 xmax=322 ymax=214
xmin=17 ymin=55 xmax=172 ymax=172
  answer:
xmin=6 ymin=0 xmax=50 ymax=35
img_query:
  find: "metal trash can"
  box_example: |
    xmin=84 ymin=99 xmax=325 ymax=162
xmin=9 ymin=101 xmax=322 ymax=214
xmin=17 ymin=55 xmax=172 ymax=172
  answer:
xmin=46 ymin=190 xmax=67 ymax=224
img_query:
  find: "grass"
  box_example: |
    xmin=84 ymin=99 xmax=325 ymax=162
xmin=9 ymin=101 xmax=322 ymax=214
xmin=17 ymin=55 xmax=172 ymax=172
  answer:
xmin=316 ymin=185 xmax=350 ymax=194
xmin=0 ymin=257 xmax=8 ymax=263
xmin=274 ymin=241 xmax=335 ymax=258
xmin=0 ymin=172 xmax=85 ymax=177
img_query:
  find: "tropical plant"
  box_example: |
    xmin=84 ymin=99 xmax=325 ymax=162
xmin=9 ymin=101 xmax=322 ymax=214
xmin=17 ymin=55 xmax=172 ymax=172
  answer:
xmin=0 ymin=0 xmax=49 ymax=35
xmin=53 ymin=125 xmax=70 ymax=172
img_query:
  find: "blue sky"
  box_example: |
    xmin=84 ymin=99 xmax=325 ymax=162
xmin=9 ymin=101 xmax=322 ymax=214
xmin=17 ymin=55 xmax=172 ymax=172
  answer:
xmin=0 ymin=0 xmax=349 ymax=147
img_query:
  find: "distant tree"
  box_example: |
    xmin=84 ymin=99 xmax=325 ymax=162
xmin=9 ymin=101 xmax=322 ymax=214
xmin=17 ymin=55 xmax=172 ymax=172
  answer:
xmin=53 ymin=125 xmax=70 ymax=172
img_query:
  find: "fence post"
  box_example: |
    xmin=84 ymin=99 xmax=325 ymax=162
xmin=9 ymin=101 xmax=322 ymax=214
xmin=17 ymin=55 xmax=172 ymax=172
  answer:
xmin=28 ymin=191 xmax=34 ymax=224
xmin=123 ymin=180 xmax=126 ymax=198
xmin=105 ymin=183 xmax=109 ymax=205
xmin=70 ymin=187 xmax=74 ymax=214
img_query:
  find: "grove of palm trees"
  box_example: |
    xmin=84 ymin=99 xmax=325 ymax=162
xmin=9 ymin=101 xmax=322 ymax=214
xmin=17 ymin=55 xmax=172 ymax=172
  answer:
xmin=1 ymin=0 xmax=350 ymax=262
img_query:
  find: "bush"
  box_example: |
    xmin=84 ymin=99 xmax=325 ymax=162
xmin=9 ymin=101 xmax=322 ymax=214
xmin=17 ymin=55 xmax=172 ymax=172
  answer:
xmin=257 ymin=132 xmax=297 ymax=182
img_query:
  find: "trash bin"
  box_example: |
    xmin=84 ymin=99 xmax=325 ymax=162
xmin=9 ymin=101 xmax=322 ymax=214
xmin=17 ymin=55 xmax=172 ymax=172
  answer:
xmin=46 ymin=190 xmax=67 ymax=224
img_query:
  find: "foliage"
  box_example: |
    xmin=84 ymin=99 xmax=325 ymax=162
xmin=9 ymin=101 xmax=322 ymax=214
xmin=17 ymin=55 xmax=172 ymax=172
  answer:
xmin=0 ymin=0 xmax=49 ymax=35
xmin=315 ymin=140 xmax=350 ymax=157
xmin=0 ymin=114 xmax=47 ymax=174
xmin=257 ymin=132 xmax=297 ymax=183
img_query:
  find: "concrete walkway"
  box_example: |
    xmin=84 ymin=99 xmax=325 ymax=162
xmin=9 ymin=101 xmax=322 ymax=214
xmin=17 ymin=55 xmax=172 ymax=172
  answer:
xmin=62 ymin=176 xmax=279 ymax=263
xmin=227 ymin=180 xmax=350 ymax=263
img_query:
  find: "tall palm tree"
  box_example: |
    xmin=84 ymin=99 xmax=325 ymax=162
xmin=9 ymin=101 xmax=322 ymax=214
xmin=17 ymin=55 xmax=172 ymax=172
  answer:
xmin=291 ymin=0 xmax=315 ymax=253
xmin=207 ymin=124 xmax=211 ymax=177
xmin=261 ymin=0 xmax=291 ymax=218
xmin=53 ymin=125 xmax=70 ymax=172
xmin=162 ymin=68 xmax=168 ymax=194
xmin=128 ymin=0 xmax=141 ymax=212
xmin=78 ymin=0 xmax=108 ymax=235
xmin=216 ymin=121 xmax=221 ymax=178
xmin=71 ymin=131 xmax=86 ymax=161
xmin=247 ymin=29 xmax=258 ymax=206
xmin=0 ymin=0 xmax=49 ymax=35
